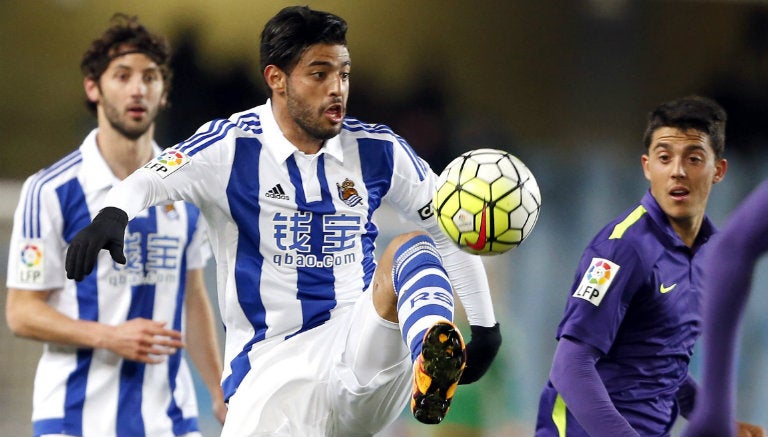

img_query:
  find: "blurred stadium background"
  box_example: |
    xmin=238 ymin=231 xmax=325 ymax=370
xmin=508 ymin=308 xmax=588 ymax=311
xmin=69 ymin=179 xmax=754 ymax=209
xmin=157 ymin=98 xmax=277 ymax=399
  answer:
xmin=3 ymin=1 xmax=768 ymax=435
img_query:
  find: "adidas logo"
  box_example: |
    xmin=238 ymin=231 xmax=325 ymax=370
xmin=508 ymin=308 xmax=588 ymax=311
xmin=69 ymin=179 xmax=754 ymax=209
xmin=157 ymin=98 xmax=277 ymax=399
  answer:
xmin=265 ymin=184 xmax=290 ymax=200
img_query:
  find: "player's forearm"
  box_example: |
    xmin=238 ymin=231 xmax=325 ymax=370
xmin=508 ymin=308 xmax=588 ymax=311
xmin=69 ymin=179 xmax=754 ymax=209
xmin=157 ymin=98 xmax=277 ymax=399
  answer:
xmin=444 ymin=253 xmax=496 ymax=327
xmin=432 ymin=229 xmax=496 ymax=326
xmin=184 ymin=274 xmax=224 ymax=402
xmin=187 ymin=338 xmax=224 ymax=405
xmin=550 ymin=337 xmax=640 ymax=437
xmin=692 ymin=237 xmax=753 ymax=428
xmin=186 ymin=320 xmax=224 ymax=400
xmin=693 ymin=182 xmax=768 ymax=426
xmin=6 ymin=289 xmax=109 ymax=349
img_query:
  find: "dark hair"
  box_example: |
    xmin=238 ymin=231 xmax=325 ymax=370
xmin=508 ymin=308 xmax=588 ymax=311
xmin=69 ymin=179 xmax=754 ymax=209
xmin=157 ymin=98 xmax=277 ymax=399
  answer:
xmin=259 ymin=6 xmax=347 ymax=87
xmin=642 ymin=95 xmax=727 ymax=158
xmin=80 ymin=13 xmax=172 ymax=113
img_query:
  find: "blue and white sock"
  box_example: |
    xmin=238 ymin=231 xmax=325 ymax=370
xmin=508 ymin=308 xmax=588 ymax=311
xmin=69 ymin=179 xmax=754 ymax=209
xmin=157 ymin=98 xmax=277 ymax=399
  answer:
xmin=393 ymin=234 xmax=454 ymax=361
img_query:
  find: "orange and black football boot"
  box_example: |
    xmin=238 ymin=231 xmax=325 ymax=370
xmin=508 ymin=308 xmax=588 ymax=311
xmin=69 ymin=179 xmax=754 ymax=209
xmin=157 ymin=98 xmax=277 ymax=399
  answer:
xmin=410 ymin=321 xmax=466 ymax=424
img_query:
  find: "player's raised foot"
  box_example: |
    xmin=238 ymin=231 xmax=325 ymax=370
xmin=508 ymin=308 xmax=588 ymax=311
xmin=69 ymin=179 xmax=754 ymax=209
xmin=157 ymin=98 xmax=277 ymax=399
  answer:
xmin=411 ymin=320 xmax=466 ymax=425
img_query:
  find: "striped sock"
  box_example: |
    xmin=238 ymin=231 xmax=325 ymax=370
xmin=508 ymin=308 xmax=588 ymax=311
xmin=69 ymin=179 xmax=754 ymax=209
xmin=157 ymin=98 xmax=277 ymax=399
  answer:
xmin=393 ymin=234 xmax=455 ymax=361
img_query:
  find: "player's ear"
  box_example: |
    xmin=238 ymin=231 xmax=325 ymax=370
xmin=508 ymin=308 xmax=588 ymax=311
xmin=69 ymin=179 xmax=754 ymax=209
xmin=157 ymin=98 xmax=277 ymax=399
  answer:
xmin=159 ymin=89 xmax=169 ymax=110
xmin=641 ymin=154 xmax=651 ymax=181
xmin=713 ymin=158 xmax=727 ymax=184
xmin=84 ymin=77 xmax=100 ymax=104
xmin=264 ymin=65 xmax=286 ymax=95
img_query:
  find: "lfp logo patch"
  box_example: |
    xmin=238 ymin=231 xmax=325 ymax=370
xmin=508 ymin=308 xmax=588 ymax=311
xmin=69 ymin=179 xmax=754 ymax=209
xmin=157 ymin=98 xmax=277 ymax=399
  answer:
xmin=18 ymin=242 xmax=44 ymax=285
xmin=572 ymin=257 xmax=620 ymax=306
xmin=144 ymin=149 xmax=190 ymax=179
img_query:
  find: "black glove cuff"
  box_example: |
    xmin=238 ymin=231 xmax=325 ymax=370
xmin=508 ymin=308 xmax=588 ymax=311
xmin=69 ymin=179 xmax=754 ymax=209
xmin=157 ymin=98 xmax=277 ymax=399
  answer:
xmin=96 ymin=207 xmax=129 ymax=227
xmin=470 ymin=322 xmax=501 ymax=339
xmin=459 ymin=322 xmax=502 ymax=385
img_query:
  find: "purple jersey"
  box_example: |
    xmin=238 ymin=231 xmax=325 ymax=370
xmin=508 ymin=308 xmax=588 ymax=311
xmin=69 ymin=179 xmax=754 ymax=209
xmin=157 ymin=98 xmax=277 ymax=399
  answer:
xmin=536 ymin=190 xmax=716 ymax=436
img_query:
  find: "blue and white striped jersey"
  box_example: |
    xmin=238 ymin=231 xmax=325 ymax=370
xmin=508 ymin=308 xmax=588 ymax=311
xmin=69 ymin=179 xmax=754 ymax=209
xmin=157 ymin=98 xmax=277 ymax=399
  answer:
xmin=6 ymin=130 xmax=210 ymax=437
xmin=106 ymin=101 xmax=494 ymax=402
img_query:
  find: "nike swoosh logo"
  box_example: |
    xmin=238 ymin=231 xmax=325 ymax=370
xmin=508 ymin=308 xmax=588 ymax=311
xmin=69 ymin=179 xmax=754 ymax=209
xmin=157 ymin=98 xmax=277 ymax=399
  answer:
xmin=466 ymin=204 xmax=488 ymax=251
xmin=660 ymin=283 xmax=677 ymax=294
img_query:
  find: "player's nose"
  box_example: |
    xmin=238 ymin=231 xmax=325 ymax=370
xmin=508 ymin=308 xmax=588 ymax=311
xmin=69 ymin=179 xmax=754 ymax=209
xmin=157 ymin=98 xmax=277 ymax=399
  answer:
xmin=670 ymin=158 xmax=686 ymax=178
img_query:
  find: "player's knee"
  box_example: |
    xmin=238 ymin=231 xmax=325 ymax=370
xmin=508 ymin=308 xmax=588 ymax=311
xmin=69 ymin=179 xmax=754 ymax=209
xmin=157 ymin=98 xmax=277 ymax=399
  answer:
xmin=378 ymin=231 xmax=430 ymax=268
xmin=372 ymin=282 xmax=398 ymax=322
xmin=387 ymin=231 xmax=431 ymax=256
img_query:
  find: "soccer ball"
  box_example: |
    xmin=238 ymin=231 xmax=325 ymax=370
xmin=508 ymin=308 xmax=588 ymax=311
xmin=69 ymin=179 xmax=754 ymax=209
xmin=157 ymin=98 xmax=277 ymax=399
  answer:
xmin=432 ymin=148 xmax=541 ymax=255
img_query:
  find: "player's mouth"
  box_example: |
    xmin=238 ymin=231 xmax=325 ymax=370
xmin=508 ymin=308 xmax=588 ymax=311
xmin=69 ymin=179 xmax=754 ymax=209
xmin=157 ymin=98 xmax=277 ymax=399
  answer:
xmin=669 ymin=186 xmax=690 ymax=201
xmin=325 ymin=103 xmax=344 ymax=124
xmin=127 ymin=104 xmax=147 ymax=118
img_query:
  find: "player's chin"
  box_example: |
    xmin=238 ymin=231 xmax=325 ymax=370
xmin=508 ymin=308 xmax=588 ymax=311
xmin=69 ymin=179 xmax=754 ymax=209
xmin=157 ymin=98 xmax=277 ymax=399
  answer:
xmin=665 ymin=207 xmax=697 ymax=222
xmin=318 ymin=124 xmax=342 ymax=140
xmin=123 ymin=125 xmax=152 ymax=140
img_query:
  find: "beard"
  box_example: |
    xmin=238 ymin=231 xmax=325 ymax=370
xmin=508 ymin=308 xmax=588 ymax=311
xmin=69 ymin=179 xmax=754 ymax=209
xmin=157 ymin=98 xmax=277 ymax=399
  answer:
xmin=285 ymin=87 xmax=342 ymax=141
xmin=102 ymin=97 xmax=156 ymax=140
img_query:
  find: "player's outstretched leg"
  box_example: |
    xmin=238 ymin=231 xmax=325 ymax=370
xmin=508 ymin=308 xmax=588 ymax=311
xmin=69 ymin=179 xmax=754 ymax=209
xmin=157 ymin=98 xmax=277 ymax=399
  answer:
xmin=390 ymin=233 xmax=466 ymax=424
xmin=411 ymin=320 xmax=466 ymax=424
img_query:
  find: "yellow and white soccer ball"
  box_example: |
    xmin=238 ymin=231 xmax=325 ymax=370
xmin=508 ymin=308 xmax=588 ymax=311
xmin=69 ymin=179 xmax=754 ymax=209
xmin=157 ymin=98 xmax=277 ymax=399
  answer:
xmin=432 ymin=148 xmax=542 ymax=255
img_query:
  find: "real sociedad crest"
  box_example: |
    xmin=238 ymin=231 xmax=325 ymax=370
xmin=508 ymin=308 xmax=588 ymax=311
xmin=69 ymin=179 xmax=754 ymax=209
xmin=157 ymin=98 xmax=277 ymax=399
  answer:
xmin=336 ymin=178 xmax=363 ymax=207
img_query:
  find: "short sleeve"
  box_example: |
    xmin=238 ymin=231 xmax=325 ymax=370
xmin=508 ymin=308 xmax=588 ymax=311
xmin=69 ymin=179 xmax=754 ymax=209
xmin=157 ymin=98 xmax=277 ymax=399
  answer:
xmin=6 ymin=176 xmax=68 ymax=290
xmin=383 ymin=135 xmax=437 ymax=225
xmin=556 ymin=238 xmax=646 ymax=354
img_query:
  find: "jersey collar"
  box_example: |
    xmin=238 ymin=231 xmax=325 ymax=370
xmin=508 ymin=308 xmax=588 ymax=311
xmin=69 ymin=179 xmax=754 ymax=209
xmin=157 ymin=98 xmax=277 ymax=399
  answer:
xmin=641 ymin=189 xmax=715 ymax=249
xmin=78 ymin=128 xmax=162 ymax=194
xmin=260 ymin=99 xmax=344 ymax=165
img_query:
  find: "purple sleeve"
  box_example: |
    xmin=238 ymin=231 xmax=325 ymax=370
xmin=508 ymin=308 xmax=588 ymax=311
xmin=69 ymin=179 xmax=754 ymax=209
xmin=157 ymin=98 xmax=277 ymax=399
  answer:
xmin=684 ymin=179 xmax=768 ymax=437
xmin=557 ymin=243 xmax=645 ymax=354
xmin=550 ymin=336 xmax=640 ymax=437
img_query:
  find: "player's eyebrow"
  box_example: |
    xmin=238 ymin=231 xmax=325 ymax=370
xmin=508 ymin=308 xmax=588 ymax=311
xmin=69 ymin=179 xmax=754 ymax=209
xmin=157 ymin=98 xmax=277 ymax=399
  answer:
xmin=112 ymin=63 xmax=160 ymax=73
xmin=306 ymin=59 xmax=351 ymax=68
xmin=652 ymin=142 xmax=707 ymax=153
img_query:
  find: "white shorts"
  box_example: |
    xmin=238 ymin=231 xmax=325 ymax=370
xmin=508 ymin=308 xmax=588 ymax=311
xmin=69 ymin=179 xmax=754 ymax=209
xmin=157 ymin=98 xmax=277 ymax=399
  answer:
xmin=221 ymin=293 xmax=411 ymax=437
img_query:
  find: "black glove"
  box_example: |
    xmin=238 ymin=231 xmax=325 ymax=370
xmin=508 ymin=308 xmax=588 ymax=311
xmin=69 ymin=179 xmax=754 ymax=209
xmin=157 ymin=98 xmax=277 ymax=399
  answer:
xmin=65 ymin=207 xmax=129 ymax=281
xmin=459 ymin=323 xmax=502 ymax=385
